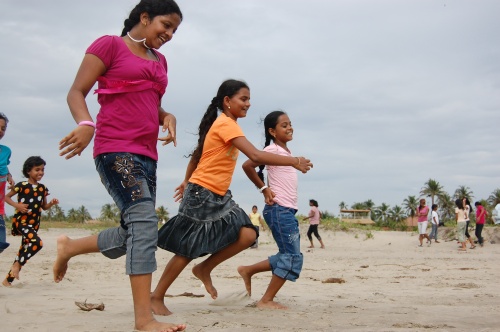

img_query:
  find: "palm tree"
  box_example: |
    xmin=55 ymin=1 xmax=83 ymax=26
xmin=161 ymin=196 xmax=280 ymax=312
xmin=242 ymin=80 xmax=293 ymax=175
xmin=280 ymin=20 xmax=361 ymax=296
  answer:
xmin=453 ymin=185 xmax=474 ymax=201
xmin=388 ymin=205 xmax=406 ymax=224
xmin=437 ymin=192 xmax=455 ymax=223
xmin=488 ymin=188 xmax=500 ymax=206
xmin=51 ymin=205 xmax=66 ymax=221
xmin=402 ymin=195 xmax=418 ymax=224
xmin=100 ymin=203 xmax=120 ymax=222
xmin=364 ymin=199 xmax=375 ymax=210
xmin=156 ymin=205 xmax=169 ymax=223
xmin=338 ymin=201 xmax=348 ymax=211
xmin=77 ymin=205 xmax=92 ymax=223
xmin=67 ymin=205 xmax=92 ymax=223
xmin=373 ymin=203 xmax=390 ymax=223
xmin=420 ymin=179 xmax=444 ymax=206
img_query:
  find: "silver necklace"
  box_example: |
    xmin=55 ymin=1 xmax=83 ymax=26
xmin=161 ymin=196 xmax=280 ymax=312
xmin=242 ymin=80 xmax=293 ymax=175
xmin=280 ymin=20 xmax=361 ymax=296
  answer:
xmin=127 ymin=32 xmax=150 ymax=49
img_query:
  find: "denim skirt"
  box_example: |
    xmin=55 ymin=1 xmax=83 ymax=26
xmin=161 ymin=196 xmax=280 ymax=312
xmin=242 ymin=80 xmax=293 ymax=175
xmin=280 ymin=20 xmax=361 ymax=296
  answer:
xmin=158 ymin=182 xmax=258 ymax=259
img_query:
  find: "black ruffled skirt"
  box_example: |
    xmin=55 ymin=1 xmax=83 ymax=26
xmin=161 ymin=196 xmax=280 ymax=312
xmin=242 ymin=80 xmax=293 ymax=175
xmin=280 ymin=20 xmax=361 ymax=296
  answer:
xmin=158 ymin=183 xmax=258 ymax=259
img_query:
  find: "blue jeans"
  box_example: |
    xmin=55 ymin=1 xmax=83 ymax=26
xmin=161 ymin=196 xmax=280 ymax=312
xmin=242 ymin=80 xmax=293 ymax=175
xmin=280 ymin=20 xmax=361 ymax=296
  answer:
xmin=0 ymin=214 xmax=9 ymax=253
xmin=94 ymin=153 xmax=158 ymax=275
xmin=429 ymin=223 xmax=438 ymax=240
xmin=263 ymin=204 xmax=303 ymax=282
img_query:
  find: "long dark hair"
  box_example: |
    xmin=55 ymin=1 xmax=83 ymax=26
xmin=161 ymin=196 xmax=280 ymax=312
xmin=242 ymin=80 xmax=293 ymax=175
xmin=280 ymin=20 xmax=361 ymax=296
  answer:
xmin=190 ymin=79 xmax=249 ymax=165
xmin=121 ymin=0 xmax=183 ymax=36
xmin=256 ymin=110 xmax=286 ymax=182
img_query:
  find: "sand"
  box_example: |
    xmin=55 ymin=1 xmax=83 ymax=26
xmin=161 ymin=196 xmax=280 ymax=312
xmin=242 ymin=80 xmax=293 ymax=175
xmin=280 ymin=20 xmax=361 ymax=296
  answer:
xmin=1 ymin=225 xmax=499 ymax=332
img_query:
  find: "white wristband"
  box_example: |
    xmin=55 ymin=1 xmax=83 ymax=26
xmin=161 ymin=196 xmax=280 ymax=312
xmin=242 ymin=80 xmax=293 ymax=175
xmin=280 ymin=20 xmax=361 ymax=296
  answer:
xmin=258 ymin=185 xmax=268 ymax=193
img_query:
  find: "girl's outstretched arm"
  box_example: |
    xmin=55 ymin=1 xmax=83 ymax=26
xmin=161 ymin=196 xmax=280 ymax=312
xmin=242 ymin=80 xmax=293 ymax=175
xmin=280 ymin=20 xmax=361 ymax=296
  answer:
xmin=60 ymin=54 xmax=106 ymax=160
xmin=233 ymin=136 xmax=313 ymax=173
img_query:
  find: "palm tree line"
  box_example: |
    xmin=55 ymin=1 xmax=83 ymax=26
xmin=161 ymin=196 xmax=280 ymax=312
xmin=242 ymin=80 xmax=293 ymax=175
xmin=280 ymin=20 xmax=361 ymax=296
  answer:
xmin=337 ymin=179 xmax=500 ymax=225
xmin=36 ymin=203 xmax=170 ymax=224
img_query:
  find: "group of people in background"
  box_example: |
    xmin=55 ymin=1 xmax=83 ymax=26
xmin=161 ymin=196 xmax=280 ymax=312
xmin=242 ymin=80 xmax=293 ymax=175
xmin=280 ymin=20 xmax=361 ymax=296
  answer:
xmin=417 ymin=197 xmax=490 ymax=251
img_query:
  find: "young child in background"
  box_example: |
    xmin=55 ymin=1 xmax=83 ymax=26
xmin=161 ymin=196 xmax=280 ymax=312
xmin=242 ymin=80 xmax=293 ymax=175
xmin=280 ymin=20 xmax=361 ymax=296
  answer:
xmin=304 ymin=199 xmax=325 ymax=249
xmin=249 ymin=205 xmax=266 ymax=249
xmin=0 ymin=113 xmax=14 ymax=253
xmin=428 ymin=204 xmax=440 ymax=244
xmin=2 ymin=156 xmax=59 ymax=286
xmin=150 ymin=80 xmax=312 ymax=316
xmin=238 ymin=110 xmax=308 ymax=309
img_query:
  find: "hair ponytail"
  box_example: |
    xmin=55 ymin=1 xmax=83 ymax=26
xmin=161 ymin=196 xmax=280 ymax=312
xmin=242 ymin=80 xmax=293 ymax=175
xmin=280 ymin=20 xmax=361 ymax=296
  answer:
xmin=189 ymin=79 xmax=249 ymax=165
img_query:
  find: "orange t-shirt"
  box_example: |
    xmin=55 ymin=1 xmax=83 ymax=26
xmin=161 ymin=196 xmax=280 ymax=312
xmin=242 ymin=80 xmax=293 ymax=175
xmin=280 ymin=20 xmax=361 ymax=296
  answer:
xmin=189 ymin=113 xmax=244 ymax=195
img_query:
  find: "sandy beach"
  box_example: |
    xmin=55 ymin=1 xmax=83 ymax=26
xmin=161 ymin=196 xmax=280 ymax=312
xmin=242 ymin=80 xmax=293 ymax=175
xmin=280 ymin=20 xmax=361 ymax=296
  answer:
xmin=1 ymin=225 xmax=499 ymax=332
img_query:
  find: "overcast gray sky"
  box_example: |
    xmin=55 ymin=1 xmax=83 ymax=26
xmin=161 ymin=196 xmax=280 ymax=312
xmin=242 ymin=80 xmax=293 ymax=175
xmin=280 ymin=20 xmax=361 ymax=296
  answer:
xmin=0 ymin=0 xmax=499 ymax=218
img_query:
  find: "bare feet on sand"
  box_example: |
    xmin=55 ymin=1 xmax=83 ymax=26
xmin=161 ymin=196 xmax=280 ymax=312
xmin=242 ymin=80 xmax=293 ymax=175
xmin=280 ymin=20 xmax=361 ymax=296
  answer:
xmin=136 ymin=319 xmax=186 ymax=332
xmin=53 ymin=235 xmax=71 ymax=282
xmin=307 ymin=245 xmax=314 ymax=248
xmin=2 ymin=278 xmax=11 ymax=287
xmin=150 ymin=296 xmax=174 ymax=316
xmin=237 ymin=266 xmax=252 ymax=296
xmin=256 ymin=300 xmax=288 ymax=310
xmin=192 ymin=264 xmax=217 ymax=299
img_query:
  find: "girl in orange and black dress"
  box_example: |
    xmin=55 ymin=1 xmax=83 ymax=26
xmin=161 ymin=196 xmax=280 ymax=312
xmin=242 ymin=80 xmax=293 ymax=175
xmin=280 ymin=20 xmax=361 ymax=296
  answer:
xmin=2 ymin=156 xmax=58 ymax=286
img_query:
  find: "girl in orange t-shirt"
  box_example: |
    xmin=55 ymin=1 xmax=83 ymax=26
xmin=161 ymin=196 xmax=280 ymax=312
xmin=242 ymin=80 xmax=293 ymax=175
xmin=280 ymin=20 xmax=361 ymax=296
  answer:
xmin=152 ymin=79 xmax=313 ymax=315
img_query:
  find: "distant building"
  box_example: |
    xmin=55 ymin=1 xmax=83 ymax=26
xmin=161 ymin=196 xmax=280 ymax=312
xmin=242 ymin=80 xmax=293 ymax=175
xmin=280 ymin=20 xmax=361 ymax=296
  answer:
xmin=339 ymin=209 xmax=375 ymax=225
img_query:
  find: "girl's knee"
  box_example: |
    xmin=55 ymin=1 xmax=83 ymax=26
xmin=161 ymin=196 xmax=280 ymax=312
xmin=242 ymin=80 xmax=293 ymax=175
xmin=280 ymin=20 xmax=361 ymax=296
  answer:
xmin=240 ymin=227 xmax=257 ymax=245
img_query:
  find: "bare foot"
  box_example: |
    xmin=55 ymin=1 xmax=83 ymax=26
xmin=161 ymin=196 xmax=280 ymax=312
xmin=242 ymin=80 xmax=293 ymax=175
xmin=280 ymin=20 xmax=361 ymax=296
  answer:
xmin=320 ymin=246 xmax=325 ymax=249
xmin=11 ymin=262 xmax=21 ymax=280
xmin=150 ymin=296 xmax=173 ymax=316
xmin=237 ymin=266 xmax=252 ymax=296
xmin=53 ymin=235 xmax=71 ymax=282
xmin=307 ymin=245 xmax=314 ymax=248
xmin=192 ymin=264 xmax=218 ymax=299
xmin=2 ymin=279 xmax=11 ymax=287
xmin=136 ymin=318 xmax=186 ymax=332
xmin=256 ymin=300 xmax=288 ymax=310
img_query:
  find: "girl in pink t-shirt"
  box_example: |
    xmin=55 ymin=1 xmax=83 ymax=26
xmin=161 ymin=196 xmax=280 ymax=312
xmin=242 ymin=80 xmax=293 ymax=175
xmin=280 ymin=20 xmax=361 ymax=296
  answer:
xmin=151 ymin=80 xmax=313 ymax=315
xmin=238 ymin=110 xmax=308 ymax=309
xmin=417 ymin=198 xmax=431 ymax=247
xmin=304 ymin=199 xmax=325 ymax=249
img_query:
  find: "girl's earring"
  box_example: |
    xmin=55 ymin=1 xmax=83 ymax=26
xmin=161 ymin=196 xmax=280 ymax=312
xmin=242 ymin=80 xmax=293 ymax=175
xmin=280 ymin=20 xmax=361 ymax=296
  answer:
xmin=228 ymin=105 xmax=231 ymax=110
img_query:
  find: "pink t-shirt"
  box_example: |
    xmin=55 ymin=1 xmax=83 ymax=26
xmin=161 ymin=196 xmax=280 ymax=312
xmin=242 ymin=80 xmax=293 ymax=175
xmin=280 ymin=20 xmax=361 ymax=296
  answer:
xmin=264 ymin=144 xmax=298 ymax=209
xmin=476 ymin=205 xmax=486 ymax=224
xmin=87 ymin=35 xmax=168 ymax=160
xmin=417 ymin=205 xmax=429 ymax=222
xmin=308 ymin=206 xmax=320 ymax=225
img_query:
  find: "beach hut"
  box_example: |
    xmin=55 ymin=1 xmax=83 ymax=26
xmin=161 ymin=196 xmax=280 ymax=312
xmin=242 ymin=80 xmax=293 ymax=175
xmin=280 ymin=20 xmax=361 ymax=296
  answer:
xmin=339 ymin=209 xmax=375 ymax=225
